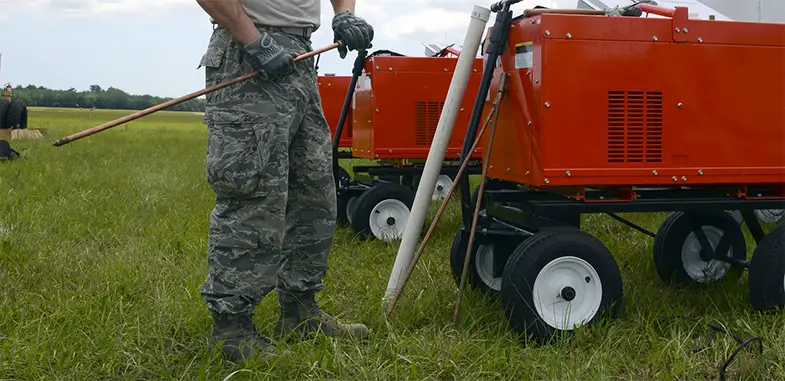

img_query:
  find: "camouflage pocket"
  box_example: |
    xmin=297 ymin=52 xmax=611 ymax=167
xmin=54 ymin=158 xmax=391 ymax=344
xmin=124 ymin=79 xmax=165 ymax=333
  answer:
xmin=198 ymin=28 xmax=231 ymax=71
xmin=205 ymin=122 xmax=267 ymax=199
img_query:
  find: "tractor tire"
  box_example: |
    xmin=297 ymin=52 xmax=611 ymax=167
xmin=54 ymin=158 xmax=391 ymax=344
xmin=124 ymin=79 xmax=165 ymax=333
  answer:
xmin=6 ymin=99 xmax=28 ymax=129
xmin=0 ymin=99 xmax=10 ymax=129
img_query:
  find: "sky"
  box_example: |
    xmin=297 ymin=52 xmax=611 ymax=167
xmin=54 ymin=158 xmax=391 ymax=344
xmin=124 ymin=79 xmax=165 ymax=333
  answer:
xmin=0 ymin=0 xmax=775 ymax=99
xmin=0 ymin=0 xmax=562 ymax=98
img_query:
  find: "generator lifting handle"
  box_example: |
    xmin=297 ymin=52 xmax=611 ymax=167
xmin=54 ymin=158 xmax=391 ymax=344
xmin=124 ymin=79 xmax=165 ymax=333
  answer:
xmin=637 ymin=3 xmax=676 ymax=17
xmin=490 ymin=0 xmax=522 ymax=12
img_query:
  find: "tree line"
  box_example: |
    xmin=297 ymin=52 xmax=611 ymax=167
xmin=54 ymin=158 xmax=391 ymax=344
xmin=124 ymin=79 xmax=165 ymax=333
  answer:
xmin=8 ymin=84 xmax=206 ymax=112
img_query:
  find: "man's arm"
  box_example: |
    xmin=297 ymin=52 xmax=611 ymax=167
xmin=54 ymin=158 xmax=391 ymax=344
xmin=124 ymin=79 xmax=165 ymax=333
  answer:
xmin=330 ymin=0 xmax=356 ymax=13
xmin=196 ymin=0 xmax=260 ymax=45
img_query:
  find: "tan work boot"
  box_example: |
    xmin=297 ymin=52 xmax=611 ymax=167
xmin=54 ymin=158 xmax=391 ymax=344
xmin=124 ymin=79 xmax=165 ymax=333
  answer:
xmin=210 ymin=311 xmax=277 ymax=364
xmin=275 ymin=291 xmax=370 ymax=340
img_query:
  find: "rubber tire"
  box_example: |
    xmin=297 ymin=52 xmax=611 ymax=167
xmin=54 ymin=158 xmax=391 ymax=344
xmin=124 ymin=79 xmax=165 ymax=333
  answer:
xmin=748 ymin=224 xmax=785 ymax=312
xmin=449 ymin=229 xmax=503 ymax=296
xmin=350 ymin=182 xmax=415 ymax=241
xmin=335 ymin=166 xmax=352 ymax=225
xmin=6 ymin=99 xmax=27 ymax=129
xmin=652 ymin=211 xmax=747 ymax=286
xmin=0 ymin=99 xmax=10 ymax=129
xmin=500 ymin=229 xmax=624 ymax=343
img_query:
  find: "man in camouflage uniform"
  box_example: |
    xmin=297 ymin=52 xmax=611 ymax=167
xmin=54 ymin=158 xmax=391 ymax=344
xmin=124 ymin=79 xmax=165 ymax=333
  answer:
xmin=195 ymin=0 xmax=374 ymax=363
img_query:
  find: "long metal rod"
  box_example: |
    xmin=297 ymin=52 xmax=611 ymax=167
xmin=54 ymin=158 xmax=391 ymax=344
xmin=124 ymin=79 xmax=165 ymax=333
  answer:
xmin=454 ymin=73 xmax=507 ymax=326
xmin=383 ymin=82 xmax=506 ymax=318
xmin=52 ymin=42 xmax=342 ymax=147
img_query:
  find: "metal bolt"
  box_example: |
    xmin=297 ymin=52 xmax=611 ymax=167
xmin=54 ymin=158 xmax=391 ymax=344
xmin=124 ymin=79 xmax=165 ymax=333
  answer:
xmin=545 ymin=178 xmax=550 ymax=184
xmin=678 ymin=102 xmax=684 ymax=108
xmin=526 ymin=171 xmax=530 ymax=176
xmin=444 ymin=68 xmax=448 ymax=72
xmin=489 ymin=165 xmax=494 ymax=169
xmin=473 ymin=69 xmax=477 ymax=72
xmin=545 ymin=30 xmax=551 ymax=36
xmin=683 ymin=28 xmax=688 ymax=33
xmin=545 ymin=102 xmax=551 ymax=108
xmin=535 ymin=79 xmax=540 ymax=84
xmin=675 ymin=27 xmax=681 ymax=32
xmin=682 ymin=176 xmax=687 ymax=182
xmin=460 ymin=108 xmax=464 ymax=112
xmin=673 ymin=176 xmax=678 ymax=182
xmin=375 ymin=66 xmax=379 ymax=69
xmin=653 ymin=170 xmax=658 ymax=175
xmin=698 ymin=37 xmax=703 ymax=43
xmin=375 ymin=154 xmax=379 ymax=158
xmin=653 ymin=36 xmax=658 ymax=41
xmin=698 ymin=170 xmax=704 ymax=175
xmin=388 ymin=149 xmax=392 ymax=153
xmin=327 ymin=83 xmax=332 ymax=87
xmin=506 ymin=168 xmax=511 ymax=172
xmin=375 ymin=108 xmax=379 ymax=112
xmin=388 ymin=67 xmax=392 ymax=71
xmin=527 ymin=121 xmax=532 ymax=125
xmin=566 ymin=171 xmax=571 ymax=177
xmin=566 ymin=33 xmax=572 ymax=39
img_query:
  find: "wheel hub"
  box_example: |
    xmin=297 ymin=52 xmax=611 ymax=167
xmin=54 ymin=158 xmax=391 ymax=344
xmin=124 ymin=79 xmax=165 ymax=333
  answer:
xmin=560 ymin=286 xmax=576 ymax=301
xmin=474 ymin=245 xmax=502 ymax=291
xmin=532 ymin=256 xmax=603 ymax=331
xmin=681 ymin=226 xmax=731 ymax=283
xmin=369 ymin=199 xmax=410 ymax=242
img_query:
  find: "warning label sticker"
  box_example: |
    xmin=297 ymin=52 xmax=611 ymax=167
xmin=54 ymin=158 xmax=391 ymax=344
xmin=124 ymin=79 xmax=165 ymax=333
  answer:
xmin=514 ymin=42 xmax=533 ymax=69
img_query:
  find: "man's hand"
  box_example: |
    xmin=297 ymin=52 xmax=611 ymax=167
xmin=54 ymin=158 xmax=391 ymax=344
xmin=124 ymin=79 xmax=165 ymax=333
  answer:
xmin=242 ymin=32 xmax=295 ymax=81
xmin=331 ymin=11 xmax=374 ymax=59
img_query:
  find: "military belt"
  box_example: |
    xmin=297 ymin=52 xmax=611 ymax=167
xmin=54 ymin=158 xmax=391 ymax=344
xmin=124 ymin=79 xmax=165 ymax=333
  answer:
xmin=209 ymin=17 xmax=314 ymax=39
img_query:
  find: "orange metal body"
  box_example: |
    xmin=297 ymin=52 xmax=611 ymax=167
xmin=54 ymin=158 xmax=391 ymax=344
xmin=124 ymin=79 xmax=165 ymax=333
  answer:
xmin=351 ymin=56 xmax=486 ymax=160
xmin=318 ymin=75 xmax=353 ymax=148
xmin=481 ymin=7 xmax=785 ymax=191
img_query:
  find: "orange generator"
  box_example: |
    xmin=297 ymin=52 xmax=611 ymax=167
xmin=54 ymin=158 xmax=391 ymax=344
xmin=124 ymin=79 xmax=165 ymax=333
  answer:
xmin=318 ymin=74 xmax=353 ymax=150
xmin=351 ymin=55 xmax=486 ymax=161
xmin=327 ymin=50 xmax=488 ymax=243
xmin=448 ymin=1 xmax=785 ymax=346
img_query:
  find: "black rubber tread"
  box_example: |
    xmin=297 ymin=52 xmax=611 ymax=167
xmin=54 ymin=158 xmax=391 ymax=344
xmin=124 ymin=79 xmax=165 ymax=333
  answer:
xmin=6 ymin=98 xmax=27 ymax=129
xmin=350 ymin=182 xmax=415 ymax=240
xmin=652 ymin=211 xmax=746 ymax=286
xmin=0 ymin=99 xmax=10 ymax=129
xmin=500 ymin=229 xmax=624 ymax=343
xmin=748 ymin=224 xmax=785 ymax=312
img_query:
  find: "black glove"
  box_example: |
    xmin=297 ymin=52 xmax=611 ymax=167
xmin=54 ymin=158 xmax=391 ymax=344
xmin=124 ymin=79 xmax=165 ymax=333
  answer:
xmin=242 ymin=32 xmax=294 ymax=80
xmin=331 ymin=11 xmax=374 ymax=59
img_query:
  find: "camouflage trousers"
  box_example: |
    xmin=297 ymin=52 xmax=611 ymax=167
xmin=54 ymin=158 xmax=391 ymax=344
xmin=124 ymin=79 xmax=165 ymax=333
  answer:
xmin=197 ymin=25 xmax=337 ymax=316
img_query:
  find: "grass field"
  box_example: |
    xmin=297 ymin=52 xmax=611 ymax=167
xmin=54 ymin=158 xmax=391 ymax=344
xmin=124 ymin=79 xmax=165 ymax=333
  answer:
xmin=0 ymin=107 xmax=783 ymax=380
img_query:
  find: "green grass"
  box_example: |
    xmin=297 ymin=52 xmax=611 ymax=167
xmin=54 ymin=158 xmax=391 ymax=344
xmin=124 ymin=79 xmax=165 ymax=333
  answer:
xmin=0 ymin=107 xmax=782 ymax=380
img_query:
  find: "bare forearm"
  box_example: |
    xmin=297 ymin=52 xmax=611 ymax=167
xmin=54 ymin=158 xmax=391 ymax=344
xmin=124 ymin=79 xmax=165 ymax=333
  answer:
xmin=196 ymin=0 xmax=260 ymax=45
xmin=330 ymin=0 xmax=355 ymax=13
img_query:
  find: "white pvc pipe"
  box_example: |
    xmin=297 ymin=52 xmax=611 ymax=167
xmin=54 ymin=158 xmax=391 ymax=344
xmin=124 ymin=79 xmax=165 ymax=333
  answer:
xmin=382 ymin=4 xmax=492 ymax=306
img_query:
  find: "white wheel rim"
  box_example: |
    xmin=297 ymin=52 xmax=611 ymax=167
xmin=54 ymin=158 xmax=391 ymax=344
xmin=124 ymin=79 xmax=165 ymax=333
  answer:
xmin=756 ymin=209 xmax=785 ymax=225
xmin=532 ymin=256 xmax=603 ymax=331
xmin=681 ymin=226 xmax=731 ymax=282
xmin=432 ymin=175 xmax=453 ymax=200
xmin=346 ymin=197 xmax=357 ymax=225
xmin=474 ymin=245 xmax=501 ymax=291
xmin=369 ymin=199 xmax=410 ymax=242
